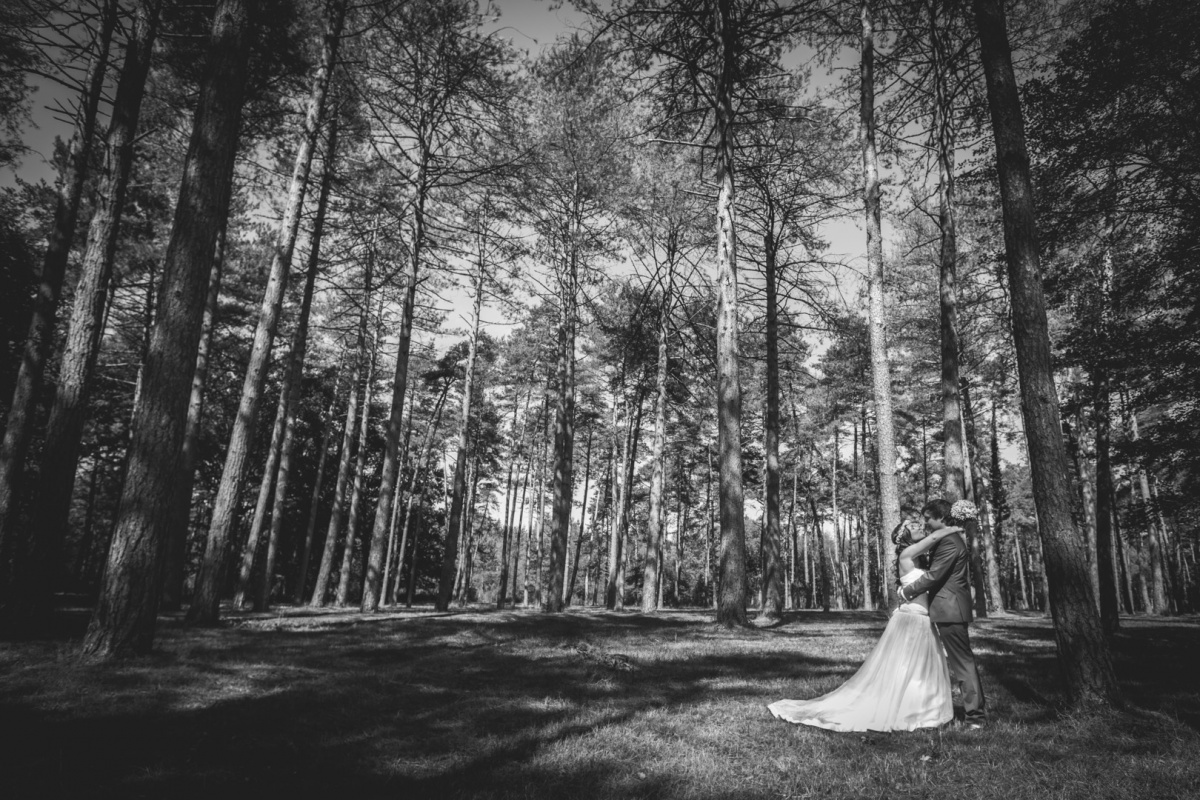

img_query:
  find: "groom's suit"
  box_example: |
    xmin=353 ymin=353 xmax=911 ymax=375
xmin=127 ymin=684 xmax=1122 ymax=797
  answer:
xmin=899 ymin=531 xmax=986 ymax=723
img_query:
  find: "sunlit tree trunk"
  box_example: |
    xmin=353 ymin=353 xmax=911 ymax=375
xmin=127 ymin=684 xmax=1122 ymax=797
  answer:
xmin=642 ymin=285 xmax=673 ymax=614
xmin=0 ymin=0 xmax=118 ymax=568
xmin=437 ymin=243 xmax=485 ymax=610
xmin=567 ymin=424 xmax=593 ymax=605
xmin=972 ymin=0 xmax=1121 ymax=706
xmin=81 ymin=0 xmax=253 ymax=659
xmin=310 ymin=278 xmax=372 ymax=607
xmin=255 ymin=123 xmax=336 ymax=611
xmin=335 ymin=315 xmax=379 ymax=606
xmin=862 ymin=0 xmax=901 ymax=609
xmin=713 ymin=0 xmax=747 ymax=627
xmin=361 ymin=147 xmax=427 ymax=612
xmin=190 ymin=0 xmax=345 ymax=624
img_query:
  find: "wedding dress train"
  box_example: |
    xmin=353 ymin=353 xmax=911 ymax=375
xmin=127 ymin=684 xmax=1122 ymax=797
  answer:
xmin=768 ymin=569 xmax=953 ymax=732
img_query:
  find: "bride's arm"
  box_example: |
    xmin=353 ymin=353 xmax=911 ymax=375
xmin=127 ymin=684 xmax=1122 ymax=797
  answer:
xmin=897 ymin=527 xmax=962 ymax=575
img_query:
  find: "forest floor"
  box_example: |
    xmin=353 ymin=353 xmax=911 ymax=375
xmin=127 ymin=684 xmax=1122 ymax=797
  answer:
xmin=1 ymin=605 xmax=1198 ymax=799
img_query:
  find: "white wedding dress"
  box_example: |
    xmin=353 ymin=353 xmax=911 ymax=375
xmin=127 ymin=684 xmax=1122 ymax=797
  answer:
xmin=768 ymin=568 xmax=953 ymax=732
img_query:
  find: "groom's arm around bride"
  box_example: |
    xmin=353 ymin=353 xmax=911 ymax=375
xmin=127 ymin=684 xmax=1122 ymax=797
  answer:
xmin=898 ymin=500 xmax=987 ymax=726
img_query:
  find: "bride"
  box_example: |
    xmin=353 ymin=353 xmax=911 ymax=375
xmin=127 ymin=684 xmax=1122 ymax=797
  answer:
xmin=768 ymin=522 xmax=959 ymax=732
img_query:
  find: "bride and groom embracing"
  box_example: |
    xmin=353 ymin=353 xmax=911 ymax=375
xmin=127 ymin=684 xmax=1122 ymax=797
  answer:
xmin=769 ymin=498 xmax=987 ymax=732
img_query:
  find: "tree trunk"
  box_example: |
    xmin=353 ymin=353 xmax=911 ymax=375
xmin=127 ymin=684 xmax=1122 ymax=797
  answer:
xmin=81 ymin=0 xmax=253 ymax=659
xmin=963 ymin=380 xmax=1001 ymax=613
xmin=163 ymin=221 xmax=225 ymax=611
xmin=255 ymin=123 xmax=337 ymax=611
xmin=293 ymin=359 xmax=344 ymax=604
xmin=437 ymin=246 xmax=485 ymax=610
xmin=605 ymin=397 xmax=626 ymax=609
xmin=972 ymin=0 xmax=1121 ymax=706
xmin=609 ymin=393 xmax=643 ymax=610
xmin=713 ymin=0 xmax=747 ymax=628
xmin=335 ymin=312 xmax=379 ymax=606
xmin=1128 ymin=410 xmax=1167 ymax=613
xmin=862 ymin=0 xmax=901 ymax=609
xmin=545 ymin=242 xmax=578 ymax=613
xmin=933 ymin=10 xmax=967 ymax=511
xmin=360 ymin=149 xmax=427 ymax=612
xmin=393 ymin=378 xmax=452 ymax=608
xmin=567 ymin=424 xmax=593 ymax=605
xmin=310 ymin=287 xmax=372 ymax=607
xmin=641 ymin=296 xmax=672 ymax=614
xmin=18 ymin=0 xmax=162 ymax=622
xmin=0 ymin=0 xmax=118 ymax=568
xmin=828 ymin=431 xmax=845 ymax=610
xmin=760 ymin=231 xmax=785 ymax=619
xmin=1092 ymin=367 xmax=1119 ymax=633
xmin=189 ymin=0 xmax=345 ymax=624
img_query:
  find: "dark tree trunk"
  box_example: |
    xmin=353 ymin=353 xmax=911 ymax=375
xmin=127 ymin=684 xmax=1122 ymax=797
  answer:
xmin=544 ymin=245 xmax=577 ymax=613
xmin=190 ymin=0 xmax=345 ymax=624
xmin=566 ymin=424 xmax=593 ymax=606
xmin=1092 ymin=367 xmax=1119 ymax=633
xmin=18 ymin=0 xmax=163 ymax=623
xmin=293 ymin=359 xmax=343 ymax=604
xmin=393 ymin=378 xmax=452 ymax=608
xmin=972 ymin=0 xmax=1121 ymax=706
xmin=81 ymin=0 xmax=253 ymax=660
xmin=760 ymin=232 xmax=784 ymax=619
xmin=0 ymin=0 xmax=118 ymax=570
xmin=163 ymin=221 xmax=225 ymax=611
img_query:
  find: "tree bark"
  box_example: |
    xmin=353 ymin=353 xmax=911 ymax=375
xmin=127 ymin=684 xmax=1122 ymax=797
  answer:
xmin=189 ymin=0 xmax=345 ymax=624
xmin=437 ymin=242 xmax=485 ymax=610
xmin=760 ymin=231 xmax=784 ymax=619
xmin=293 ymin=360 xmax=344 ymax=603
xmin=335 ymin=311 xmax=379 ymax=606
xmin=566 ymin=423 xmax=593 ymax=606
xmin=1092 ymin=367 xmax=1119 ymax=632
xmin=310 ymin=282 xmax=372 ymax=607
xmin=163 ymin=220 xmax=226 ymax=611
xmin=642 ymin=293 xmax=672 ymax=614
xmin=17 ymin=0 xmax=163 ymax=622
xmin=393 ymin=378 xmax=452 ymax=608
xmin=0 ymin=0 xmax=118 ymax=569
xmin=81 ymin=0 xmax=253 ymax=659
xmin=713 ymin=0 xmax=747 ymax=628
xmin=360 ymin=147 xmax=427 ymax=612
xmin=972 ymin=0 xmax=1121 ymax=706
xmin=861 ymin=0 xmax=902 ymax=609
xmin=254 ymin=122 xmax=337 ymax=611
xmin=544 ymin=234 xmax=578 ymax=613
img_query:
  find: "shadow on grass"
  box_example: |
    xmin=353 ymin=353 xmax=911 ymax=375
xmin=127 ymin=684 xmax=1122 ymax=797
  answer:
xmin=1 ymin=607 xmax=1198 ymax=798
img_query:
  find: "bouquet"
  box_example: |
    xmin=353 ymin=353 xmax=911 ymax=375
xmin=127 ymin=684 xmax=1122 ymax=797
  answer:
xmin=950 ymin=499 xmax=978 ymax=522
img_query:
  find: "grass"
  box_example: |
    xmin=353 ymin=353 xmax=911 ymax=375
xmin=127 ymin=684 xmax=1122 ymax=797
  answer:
xmin=1 ymin=605 xmax=1198 ymax=799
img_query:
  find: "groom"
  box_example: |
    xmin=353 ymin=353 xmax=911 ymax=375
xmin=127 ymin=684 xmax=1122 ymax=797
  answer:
xmin=897 ymin=498 xmax=987 ymax=727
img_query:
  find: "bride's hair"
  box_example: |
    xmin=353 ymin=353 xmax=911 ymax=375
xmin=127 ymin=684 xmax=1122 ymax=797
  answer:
xmin=891 ymin=521 xmax=929 ymax=579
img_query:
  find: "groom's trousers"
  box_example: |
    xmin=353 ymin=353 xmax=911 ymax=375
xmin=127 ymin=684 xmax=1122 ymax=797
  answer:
xmin=935 ymin=622 xmax=986 ymax=722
